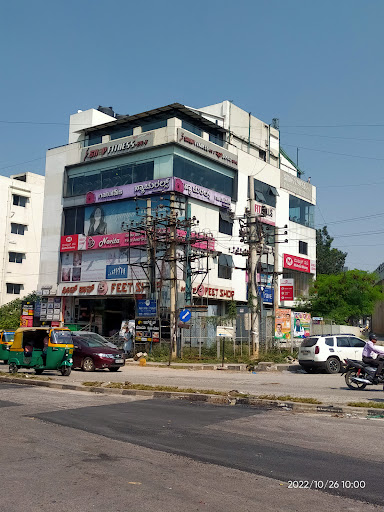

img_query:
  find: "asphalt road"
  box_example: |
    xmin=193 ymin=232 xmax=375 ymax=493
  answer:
xmin=0 ymin=383 xmax=383 ymax=511
xmin=3 ymin=362 xmax=384 ymax=406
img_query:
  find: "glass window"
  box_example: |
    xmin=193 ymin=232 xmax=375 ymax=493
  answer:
xmin=64 ymin=207 xmax=85 ymax=235
xmin=51 ymin=330 xmax=73 ymax=345
xmin=299 ymin=241 xmax=308 ymax=255
xmin=11 ymin=223 xmax=26 ymax=235
xmin=259 ymin=149 xmax=267 ymax=161
xmin=141 ymin=119 xmax=167 ymax=132
xmin=6 ymin=283 xmax=22 ymax=294
xmin=219 ymin=210 xmax=233 ymax=235
xmin=110 ymin=127 xmax=134 ymax=140
xmin=218 ymin=253 xmax=233 ymax=280
xmin=349 ymin=337 xmax=365 ymax=348
xmin=9 ymin=252 xmax=24 ymax=263
xmin=282 ymin=270 xmax=312 ymax=297
xmin=300 ymin=337 xmax=318 ymax=347
xmin=86 ymin=134 xmax=102 ymax=147
xmin=336 ymin=337 xmax=350 ymax=348
xmin=67 ymin=173 xmax=102 ymax=197
xmin=289 ymin=196 xmax=315 ymax=228
xmin=13 ymin=194 xmax=27 ymax=207
xmin=254 ymin=179 xmax=278 ymax=208
xmin=325 ymin=337 xmax=334 ymax=347
xmin=173 ymin=155 xmax=234 ymax=199
xmin=182 ymin=120 xmax=202 ymax=137
xmin=209 ymin=133 xmax=224 ymax=147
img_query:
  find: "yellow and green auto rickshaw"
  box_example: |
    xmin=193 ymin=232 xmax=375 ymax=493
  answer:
xmin=8 ymin=327 xmax=74 ymax=376
xmin=0 ymin=330 xmax=15 ymax=363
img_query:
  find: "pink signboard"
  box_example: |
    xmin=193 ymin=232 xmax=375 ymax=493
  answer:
xmin=60 ymin=231 xmax=215 ymax=252
xmin=86 ymin=177 xmax=231 ymax=209
xmin=283 ymin=254 xmax=311 ymax=273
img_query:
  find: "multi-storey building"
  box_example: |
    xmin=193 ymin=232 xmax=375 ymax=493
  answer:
xmin=37 ymin=102 xmax=316 ymax=336
xmin=0 ymin=172 xmax=45 ymax=305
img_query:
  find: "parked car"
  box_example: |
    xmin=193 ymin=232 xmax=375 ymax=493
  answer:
xmin=71 ymin=333 xmax=125 ymax=372
xmin=70 ymin=331 xmax=119 ymax=349
xmin=298 ymin=334 xmax=366 ymax=374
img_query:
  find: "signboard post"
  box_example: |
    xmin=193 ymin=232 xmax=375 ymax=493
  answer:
xmin=216 ymin=326 xmax=234 ymax=367
xmin=137 ymin=299 xmax=157 ymax=318
xmin=280 ymin=278 xmax=294 ymax=301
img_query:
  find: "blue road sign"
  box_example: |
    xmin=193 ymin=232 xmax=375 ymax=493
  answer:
xmin=137 ymin=299 xmax=157 ymax=317
xmin=179 ymin=309 xmax=192 ymax=323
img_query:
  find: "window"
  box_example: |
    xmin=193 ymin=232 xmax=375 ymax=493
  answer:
xmin=349 ymin=337 xmax=365 ymax=348
xmin=64 ymin=207 xmax=85 ymax=235
xmin=182 ymin=120 xmax=202 ymax=137
xmin=13 ymin=194 xmax=27 ymax=207
xmin=209 ymin=133 xmax=224 ymax=147
xmin=300 ymin=337 xmax=318 ymax=347
xmin=11 ymin=223 xmax=26 ymax=235
xmin=110 ymin=127 xmax=134 ymax=140
xmin=6 ymin=283 xmax=22 ymax=294
xmin=325 ymin=337 xmax=334 ymax=347
xmin=219 ymin=210 xmax=233 ymax=235
xmin=86 ymin=133 xmax=103 ymax=146
xmin=9 ymin=252 xmax=24 ymax=263
xmin=218 ymin=253 xmax=233 ymax=280
xmin=282 ymin=270 xmax=313 ymax=297
xmin=299 ymin=241 xmax=308 ymax=255
xmin=259 ymin=149 xmax=266 ymax=161
xmin=254 ymin=179 xmax=278 ymax=208
xmin=336 ymin=337 xmax=350 ymax=348
xmin=66 ymin=161 xmax=154 ymax=197
xmin=289 ymin=196 xmax=315 ymax=228
xmin=173 ymin=155 xmax=235 ymax=199
xmin=141 ymin=119 xmax=167 ymax=132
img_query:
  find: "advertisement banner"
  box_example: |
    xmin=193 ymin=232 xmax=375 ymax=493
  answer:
xmin=57 ymin=280 xmax=148 ymax=297
xmin=275 ymin=309 xmax=291 ymax=340
xmin=254 ymin=201 xmax=276 ymax=226
xmin=135 ymin=318 xmax=160 ymax=342
xmin=293 ymin=312 xmax=311 ymax=338
xmin=280 ymin=278 xmax=294 ymax=301
xmin=86 ymin=177 xmax=231 ymax=209
xmin=283 ymin=254 xmax=311 ymax=273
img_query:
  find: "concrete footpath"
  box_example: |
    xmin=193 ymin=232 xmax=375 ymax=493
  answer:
xmin=1 ymin=360 xmax=384 ymax=420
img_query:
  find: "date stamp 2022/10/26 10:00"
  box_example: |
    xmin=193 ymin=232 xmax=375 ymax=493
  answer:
xmin=288 ymin=480 xmax=366 ymax=490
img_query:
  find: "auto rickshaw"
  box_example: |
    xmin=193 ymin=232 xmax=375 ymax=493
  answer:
xmin=0 ymin=330 xmax=15 ymax=363
xmin=8 ymin=327 xmax=74 ymax=376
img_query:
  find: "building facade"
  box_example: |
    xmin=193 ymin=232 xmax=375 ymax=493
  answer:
xmin=37 ymin=102 xmax=316 ymax=337
xmin=0 ymin=172 xmax=45 ymax=305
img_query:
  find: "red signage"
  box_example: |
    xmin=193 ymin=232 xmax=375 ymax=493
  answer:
xmin=60 ymin=235 xmax=79 ymax=252
xmin=280 ymin=278 xmax=294 ymax=301
xmin=283 ymin=254 xmax=311 ymax=273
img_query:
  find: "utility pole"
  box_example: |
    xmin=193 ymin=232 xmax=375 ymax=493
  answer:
xmin=248 ymin=176 xmax=260 ymax=358
xmin=169 ymin=192 xmax=178 ymax=359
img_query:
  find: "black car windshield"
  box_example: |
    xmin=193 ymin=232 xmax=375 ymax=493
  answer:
xmin=51 ymin=330 xmax=73 ymax=344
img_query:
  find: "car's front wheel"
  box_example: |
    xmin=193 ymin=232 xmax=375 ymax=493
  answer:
xmin=325 ymin=357 xmax=341 ymax=374
xmin=82 ymin=357 xmax=95 ymax=372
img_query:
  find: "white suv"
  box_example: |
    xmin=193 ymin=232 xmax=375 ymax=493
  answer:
xmin=298 ymin=334 xmax=365 ymax=374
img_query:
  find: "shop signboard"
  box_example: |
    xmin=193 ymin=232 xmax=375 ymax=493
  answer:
xmin=40 ymin=297 xmax=62 ymax=321
xmin=275 ymin=308 xmax=291 ymax=340
xmin=258 ymin=286 xmax=274 ymax=305
xmin=57 ymin=280 xmax=149 ymax=297
xmin=177 ymin=128 xmax=238 ymax=170
xmin=283 ymin=254 xmax=311 ymax=274
xmin=280 ymin=170 xmax=313 ymax=202
xmin=106 ymin=264 xmax=128 ymax=280
xmin=254 ymin=201 xmax=276 ymax=226
xmin=137 ymin=299 xmax=157 ymax=318
xmin=135 ymin=318 xmax=160 ymax=342
xmin=85 ymin=177 xmax=231 ymax=209
xmin=20 ymin=301 xmax=34 ymax=327
xmin=81 ymin=132 xmax=154 ymax=163
xmin=280 ymin=278 xmax=294 ymax=301
xmin=293 ymin=312 xmax=311 ymax=338
xmin=192 ymin=284 xmax=235 ymax=300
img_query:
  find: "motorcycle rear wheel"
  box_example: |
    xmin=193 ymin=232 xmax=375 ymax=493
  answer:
xmin=345 ymin=369 xmax=367 ymax=390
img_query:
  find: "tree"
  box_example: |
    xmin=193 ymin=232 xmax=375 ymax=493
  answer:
xmin=303 ymin=270 xmax=382 ymax=324
xmin=0 ymin=292 xmax=40 ymax=330
xmin=316 ymin=226 xmax=347 ymax=275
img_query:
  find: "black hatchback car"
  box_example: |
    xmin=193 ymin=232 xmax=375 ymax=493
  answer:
xmin=71 ymin=333 xmax=125 ymax=372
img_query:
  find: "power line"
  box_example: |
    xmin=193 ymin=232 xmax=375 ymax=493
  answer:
xmin=282 ymin=143 xmax=384 ymax=161
xmin=281 ymin=123 xmax=384 ymax=128
xmin=282 ymin=131 xmax=384 ymax=143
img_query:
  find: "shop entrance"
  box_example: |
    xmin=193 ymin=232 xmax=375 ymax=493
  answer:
xmin=75 ymin=298 xmax=135 ymax=336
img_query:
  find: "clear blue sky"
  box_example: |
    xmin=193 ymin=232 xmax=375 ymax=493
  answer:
xmin=2 ymin=0 xmax=384 ymax=272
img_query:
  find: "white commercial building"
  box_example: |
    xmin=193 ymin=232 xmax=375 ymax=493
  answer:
xmin=0 ymin=172 xmax=45 ymax=305
xmin=38 ymin=102 xmax=316 ymax=337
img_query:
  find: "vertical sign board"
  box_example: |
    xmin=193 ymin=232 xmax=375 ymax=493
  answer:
xmin=293 ymin=312 xmax=311 ymax=338
xmin=280 ymin=278 xmax=294 ymax=301
xmin=137 ymin=299 xmax=157 ymax=318
xmin=274 ymin=309 xmax=291 ymax=340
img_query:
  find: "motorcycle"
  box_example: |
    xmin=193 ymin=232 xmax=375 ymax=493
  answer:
xmin=343 ymin=358 xmax=384 ymax=390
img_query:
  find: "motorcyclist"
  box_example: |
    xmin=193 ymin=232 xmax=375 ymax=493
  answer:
xmin=362 ymin=333 xmax=384 ymax=382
